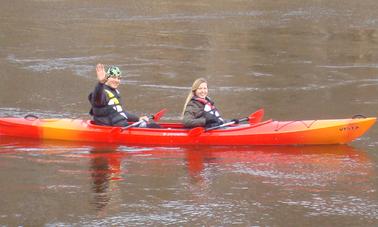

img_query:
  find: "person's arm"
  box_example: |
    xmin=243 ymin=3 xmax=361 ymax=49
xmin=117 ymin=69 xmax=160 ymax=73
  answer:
xmin=96 ymin=63 xmax=108 ymax=83
xmin=91 ymin=82 xmax=107 ymax=106
xmin=90 ymin=63 xmax=108 ymax=106
xmin=183 ymin=102 xmax=206 ymax=128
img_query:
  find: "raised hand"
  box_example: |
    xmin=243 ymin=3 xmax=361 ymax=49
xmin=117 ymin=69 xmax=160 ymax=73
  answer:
xmin=96 ymin=63 xmax=107 ymax=83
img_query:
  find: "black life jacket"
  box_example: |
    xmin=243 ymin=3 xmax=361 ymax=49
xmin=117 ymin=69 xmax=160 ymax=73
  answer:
xmin=89 ymin=88 xmax=128 ymax=126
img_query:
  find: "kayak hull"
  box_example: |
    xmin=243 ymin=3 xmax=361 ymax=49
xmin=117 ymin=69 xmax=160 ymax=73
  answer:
xmin=0 ymin=117 xmax=375 ymax=146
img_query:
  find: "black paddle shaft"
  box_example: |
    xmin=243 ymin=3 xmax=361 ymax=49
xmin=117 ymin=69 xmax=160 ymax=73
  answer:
xmin=205 ymin=117 xmax=249 ymax=131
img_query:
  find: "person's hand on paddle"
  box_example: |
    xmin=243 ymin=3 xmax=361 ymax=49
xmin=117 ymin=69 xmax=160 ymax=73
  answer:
xmin=139 ymin=116 xmax=149 ymax=122
xmin=96 ymin=63 xmax=107 ymax=84
xmin=230 ymin=119 xmax=239 ymax=124
xmin=136 ymin=116 xmax=150 ymax=128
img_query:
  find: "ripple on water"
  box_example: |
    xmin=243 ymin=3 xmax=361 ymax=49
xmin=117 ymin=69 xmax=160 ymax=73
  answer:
xmin=7 ymin=54 xmax=107 ymax=77
xmin=0 ymin=107 xmax=77 ymax=118
xmin=280 ymin=195 xmax=378 ymax=218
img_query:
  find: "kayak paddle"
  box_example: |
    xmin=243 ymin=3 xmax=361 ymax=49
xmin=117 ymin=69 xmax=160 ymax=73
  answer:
xmin=111 ymin=108 xmax=167 ymax=133
xmin=188 ymin=108 xmax=264 ymax=137
xmin=122 ymin=108 xmax=166 ymax=130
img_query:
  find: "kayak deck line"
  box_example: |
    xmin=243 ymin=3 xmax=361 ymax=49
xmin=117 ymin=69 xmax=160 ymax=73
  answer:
xmin=274 ymin=120 xmax=317 ymax=131
xmin=272 ymin=117 xmax=369 ymax=132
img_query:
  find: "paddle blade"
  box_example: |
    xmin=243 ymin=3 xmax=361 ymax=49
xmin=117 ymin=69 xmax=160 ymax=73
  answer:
xmin=188 ymin=127 xmax=205 ymax=137
xmin=248 ymin=108 xmax=264 ymax=124
xmin=152 ymin=108 xmax=167 ymax=121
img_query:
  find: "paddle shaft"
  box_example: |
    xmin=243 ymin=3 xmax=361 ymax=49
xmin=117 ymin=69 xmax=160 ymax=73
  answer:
xmin=188 ymin=108 xmax=264 ymax=137
xmin=122 ymin=119 xmax=145 ymax=130
xmin=205 ymin=117 xmax=249 ymax=131
xmin=120 ymin=108 xmax=166 ymax=131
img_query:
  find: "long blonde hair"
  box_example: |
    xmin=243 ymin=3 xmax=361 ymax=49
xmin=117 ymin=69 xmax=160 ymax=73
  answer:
xmin=181 ymin=78 xmax=208 ymax=118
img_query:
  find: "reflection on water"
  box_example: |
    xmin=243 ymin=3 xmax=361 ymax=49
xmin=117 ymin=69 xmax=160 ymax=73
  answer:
xmin=0 ymin=136 xmax=376 ymax=225
xmin=184 ymin=145 xmax=375 ymax=193
xmin=89 ymin=145 xmax=123 ymax=214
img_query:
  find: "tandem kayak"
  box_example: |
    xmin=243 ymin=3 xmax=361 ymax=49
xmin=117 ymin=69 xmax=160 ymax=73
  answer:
xmin=0 ymin=113 xmax=375 ymax=146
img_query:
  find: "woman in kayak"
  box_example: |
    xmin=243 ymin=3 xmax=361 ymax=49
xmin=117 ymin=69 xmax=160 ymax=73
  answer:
xmin=182 ymin=78 xmax=233 ymax=128
xmin=88 ymin=63 xmax=158 ymax=127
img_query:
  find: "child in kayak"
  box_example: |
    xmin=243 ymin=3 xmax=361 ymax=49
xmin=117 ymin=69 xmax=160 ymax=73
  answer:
xmin=88 ymin=63 xmax=159 ymax=128
xmin=182 ymin=78 xmax=236 ymax=128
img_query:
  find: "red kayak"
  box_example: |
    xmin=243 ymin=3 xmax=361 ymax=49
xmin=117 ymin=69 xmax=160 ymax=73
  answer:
xmin=0 ymin=110 xmax=375 ymax=146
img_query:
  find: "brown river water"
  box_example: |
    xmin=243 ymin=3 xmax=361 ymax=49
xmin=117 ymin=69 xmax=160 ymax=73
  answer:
xmin=1 ymin=0 xmax=378 ymax=226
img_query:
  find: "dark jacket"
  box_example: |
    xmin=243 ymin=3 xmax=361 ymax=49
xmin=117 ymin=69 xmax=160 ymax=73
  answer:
xmin=183 ymin=96 xmax=224 ymax=128
xmin=88 ymin=83 xmax=139 ymax=126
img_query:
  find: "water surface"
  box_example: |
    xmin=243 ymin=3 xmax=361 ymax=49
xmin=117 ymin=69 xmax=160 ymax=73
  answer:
xmin=0 ymin=0 xmax=377 ymax=226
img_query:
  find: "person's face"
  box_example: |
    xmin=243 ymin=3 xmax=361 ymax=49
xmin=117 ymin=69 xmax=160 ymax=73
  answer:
xmin=194 ymin=82 xmax=208 ymax=99
xmin=106 ymin=75 xmax=121 ymax=89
